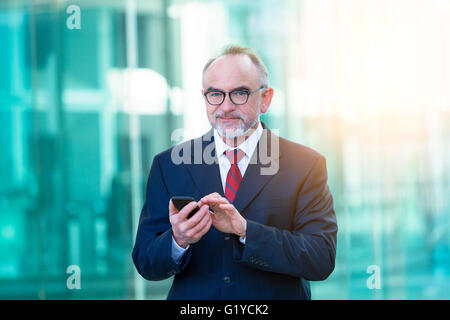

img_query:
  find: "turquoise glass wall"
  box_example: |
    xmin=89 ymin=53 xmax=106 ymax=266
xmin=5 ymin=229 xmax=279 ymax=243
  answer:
xmin=0 ymin=0 xmax=449 ymax=299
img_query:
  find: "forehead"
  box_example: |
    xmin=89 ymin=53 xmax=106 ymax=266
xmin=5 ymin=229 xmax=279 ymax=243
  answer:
xmin=203 ymin=54 xmax=260 ymax=90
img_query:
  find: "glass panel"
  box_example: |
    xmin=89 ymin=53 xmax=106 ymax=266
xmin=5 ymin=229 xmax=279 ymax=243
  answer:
xmin=0 ymin=0 xmax=449 ymax=299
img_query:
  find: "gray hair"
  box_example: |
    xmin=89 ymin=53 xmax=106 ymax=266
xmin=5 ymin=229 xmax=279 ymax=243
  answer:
xmin=202 ymin=44 xmax=269 ymax=88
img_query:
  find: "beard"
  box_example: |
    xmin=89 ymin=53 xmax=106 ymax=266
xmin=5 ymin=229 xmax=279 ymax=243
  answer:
xmin=213 ymin=112 xmax=260 ymax=139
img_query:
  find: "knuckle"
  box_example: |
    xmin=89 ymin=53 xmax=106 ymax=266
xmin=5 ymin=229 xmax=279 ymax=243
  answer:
xmin=186 ymin=231 xmax=194 ymax=239
xmin=179 ymin=224 xmax=187 ymax=234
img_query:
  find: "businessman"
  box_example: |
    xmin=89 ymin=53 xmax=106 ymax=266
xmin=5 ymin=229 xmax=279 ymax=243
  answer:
xmin=132 ymin=45 xmax=337 ymax=299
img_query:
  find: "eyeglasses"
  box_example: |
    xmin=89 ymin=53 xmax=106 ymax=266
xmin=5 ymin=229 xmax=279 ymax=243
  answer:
xmin=203 ymin=86 xmax=266 ymax=105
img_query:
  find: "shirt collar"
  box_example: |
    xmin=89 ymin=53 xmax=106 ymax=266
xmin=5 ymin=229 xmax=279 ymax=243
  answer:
xmin=213 ymin=121 xmax=263 ymax=159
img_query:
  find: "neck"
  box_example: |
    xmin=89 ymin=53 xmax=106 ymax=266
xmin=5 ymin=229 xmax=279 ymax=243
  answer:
xmin=220 ymin=121 xmax=259 ymax=147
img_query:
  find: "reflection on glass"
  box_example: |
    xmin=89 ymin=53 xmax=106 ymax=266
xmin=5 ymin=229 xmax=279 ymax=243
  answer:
xmin=0 ymin=0 xmax=449 ymax=299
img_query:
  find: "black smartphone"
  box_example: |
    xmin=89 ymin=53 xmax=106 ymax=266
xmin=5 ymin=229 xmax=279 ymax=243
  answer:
xmin=171 ymin=196 xmax=199 ymax=219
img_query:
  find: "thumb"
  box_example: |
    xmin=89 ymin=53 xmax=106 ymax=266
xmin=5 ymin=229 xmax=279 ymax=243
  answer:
xmin=169 ymin=199 xmax=178 ymax=215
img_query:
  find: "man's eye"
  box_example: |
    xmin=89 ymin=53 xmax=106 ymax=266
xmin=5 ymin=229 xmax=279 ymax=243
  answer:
xmin=209 ymin=92 xmax=222 ymax=97
xmin=234 ymin=91 xmax=248 ymax=96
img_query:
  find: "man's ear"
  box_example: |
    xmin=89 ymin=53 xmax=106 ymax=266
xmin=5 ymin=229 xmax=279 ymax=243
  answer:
xmin=260 ymin=87 xmax=274 ymax=114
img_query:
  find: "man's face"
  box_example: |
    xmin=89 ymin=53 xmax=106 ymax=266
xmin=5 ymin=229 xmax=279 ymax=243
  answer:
xmin=202 ymin=54 xmax=272 ymax=139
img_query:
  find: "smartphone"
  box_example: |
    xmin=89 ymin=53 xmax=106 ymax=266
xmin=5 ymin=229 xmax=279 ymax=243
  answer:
xmin=171 ymin=196 xmax=199 ymax=219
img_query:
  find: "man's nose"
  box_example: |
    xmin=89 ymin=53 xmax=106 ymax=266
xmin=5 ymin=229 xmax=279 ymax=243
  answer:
xmin=219 ymin=94 xmax=237 ymax=112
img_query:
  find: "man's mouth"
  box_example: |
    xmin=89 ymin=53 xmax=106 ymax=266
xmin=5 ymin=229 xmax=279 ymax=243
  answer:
xmin=218 ymin=117 xmax=241 ymax=122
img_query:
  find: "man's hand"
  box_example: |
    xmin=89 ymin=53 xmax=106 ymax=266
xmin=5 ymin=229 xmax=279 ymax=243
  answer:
xmin=198 ymin=192 xmax=247 ymax=238
xmin=169 ymin=199 xmax=212 ymax=249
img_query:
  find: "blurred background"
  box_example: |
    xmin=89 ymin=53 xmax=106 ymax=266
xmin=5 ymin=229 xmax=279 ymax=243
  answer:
xmin=0 ymin=0 xmax=449 ymax=299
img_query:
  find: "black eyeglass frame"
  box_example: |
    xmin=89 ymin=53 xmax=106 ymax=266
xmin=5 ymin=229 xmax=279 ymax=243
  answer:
xmin=203 ymin=86 xmax=266 ymax=105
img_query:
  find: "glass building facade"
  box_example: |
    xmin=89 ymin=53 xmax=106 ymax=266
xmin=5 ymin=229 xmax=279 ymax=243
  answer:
xmin=0 ymin=0 xmax=449 ymax=299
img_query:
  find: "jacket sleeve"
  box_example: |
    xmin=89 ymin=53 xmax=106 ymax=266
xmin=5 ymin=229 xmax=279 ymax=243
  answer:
xmin=131 ymin=155 xmax=192 ymax=281
xmin=233 ymin=155 xmax=337 ymax=281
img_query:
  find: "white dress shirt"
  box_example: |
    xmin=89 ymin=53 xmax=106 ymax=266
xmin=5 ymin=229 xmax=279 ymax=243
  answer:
xmin=171 ymin=121 xmax=264 ymax=263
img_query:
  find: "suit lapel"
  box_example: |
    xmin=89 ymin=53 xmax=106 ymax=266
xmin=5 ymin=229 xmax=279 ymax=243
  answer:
xmin=233 ymin=124 xmax=282 ymax=214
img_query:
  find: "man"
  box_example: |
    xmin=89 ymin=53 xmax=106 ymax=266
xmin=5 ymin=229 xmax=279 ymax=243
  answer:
xmin=132 ymin=45 xmax=337 ymax=299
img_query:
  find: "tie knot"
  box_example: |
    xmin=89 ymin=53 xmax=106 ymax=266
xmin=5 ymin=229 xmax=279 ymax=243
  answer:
xmin=225 ymin=149 xmax=245 ymax=164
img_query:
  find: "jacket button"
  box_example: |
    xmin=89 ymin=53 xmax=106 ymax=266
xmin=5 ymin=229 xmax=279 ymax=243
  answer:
xmin=223 ymin=276 xmax=231 ymax=284
xmin=224 ymin=234 xmax=231 ymax=240
xmin=167 ymin=269 xmax=176 ymax=276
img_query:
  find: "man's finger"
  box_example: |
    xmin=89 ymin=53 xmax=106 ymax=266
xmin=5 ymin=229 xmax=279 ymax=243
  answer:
xmin=219 ymin=203 xmax=236 ymax=215
xmin=198 ymin=192 xmax=222 ymax=207
xmin=188 ymin=208 xmax=211 ymax=237
xmin=199 ymin=195 xmax=228 ymax=207
xmin=184 ymin=204 xmax=209 ymax=228
xmin=177 ymin=201 xmax=199 ymax=220
xmin=193 ymin=215 xmax=213 ymax=239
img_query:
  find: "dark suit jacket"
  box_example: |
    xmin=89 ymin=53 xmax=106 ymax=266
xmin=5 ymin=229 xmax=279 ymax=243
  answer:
xmin=132 ymin=123 xmax=337 ymax=299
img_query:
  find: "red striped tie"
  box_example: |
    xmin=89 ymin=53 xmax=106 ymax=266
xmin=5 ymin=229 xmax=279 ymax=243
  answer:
xmin=224 ymin=149 xmax=245 ymax=203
